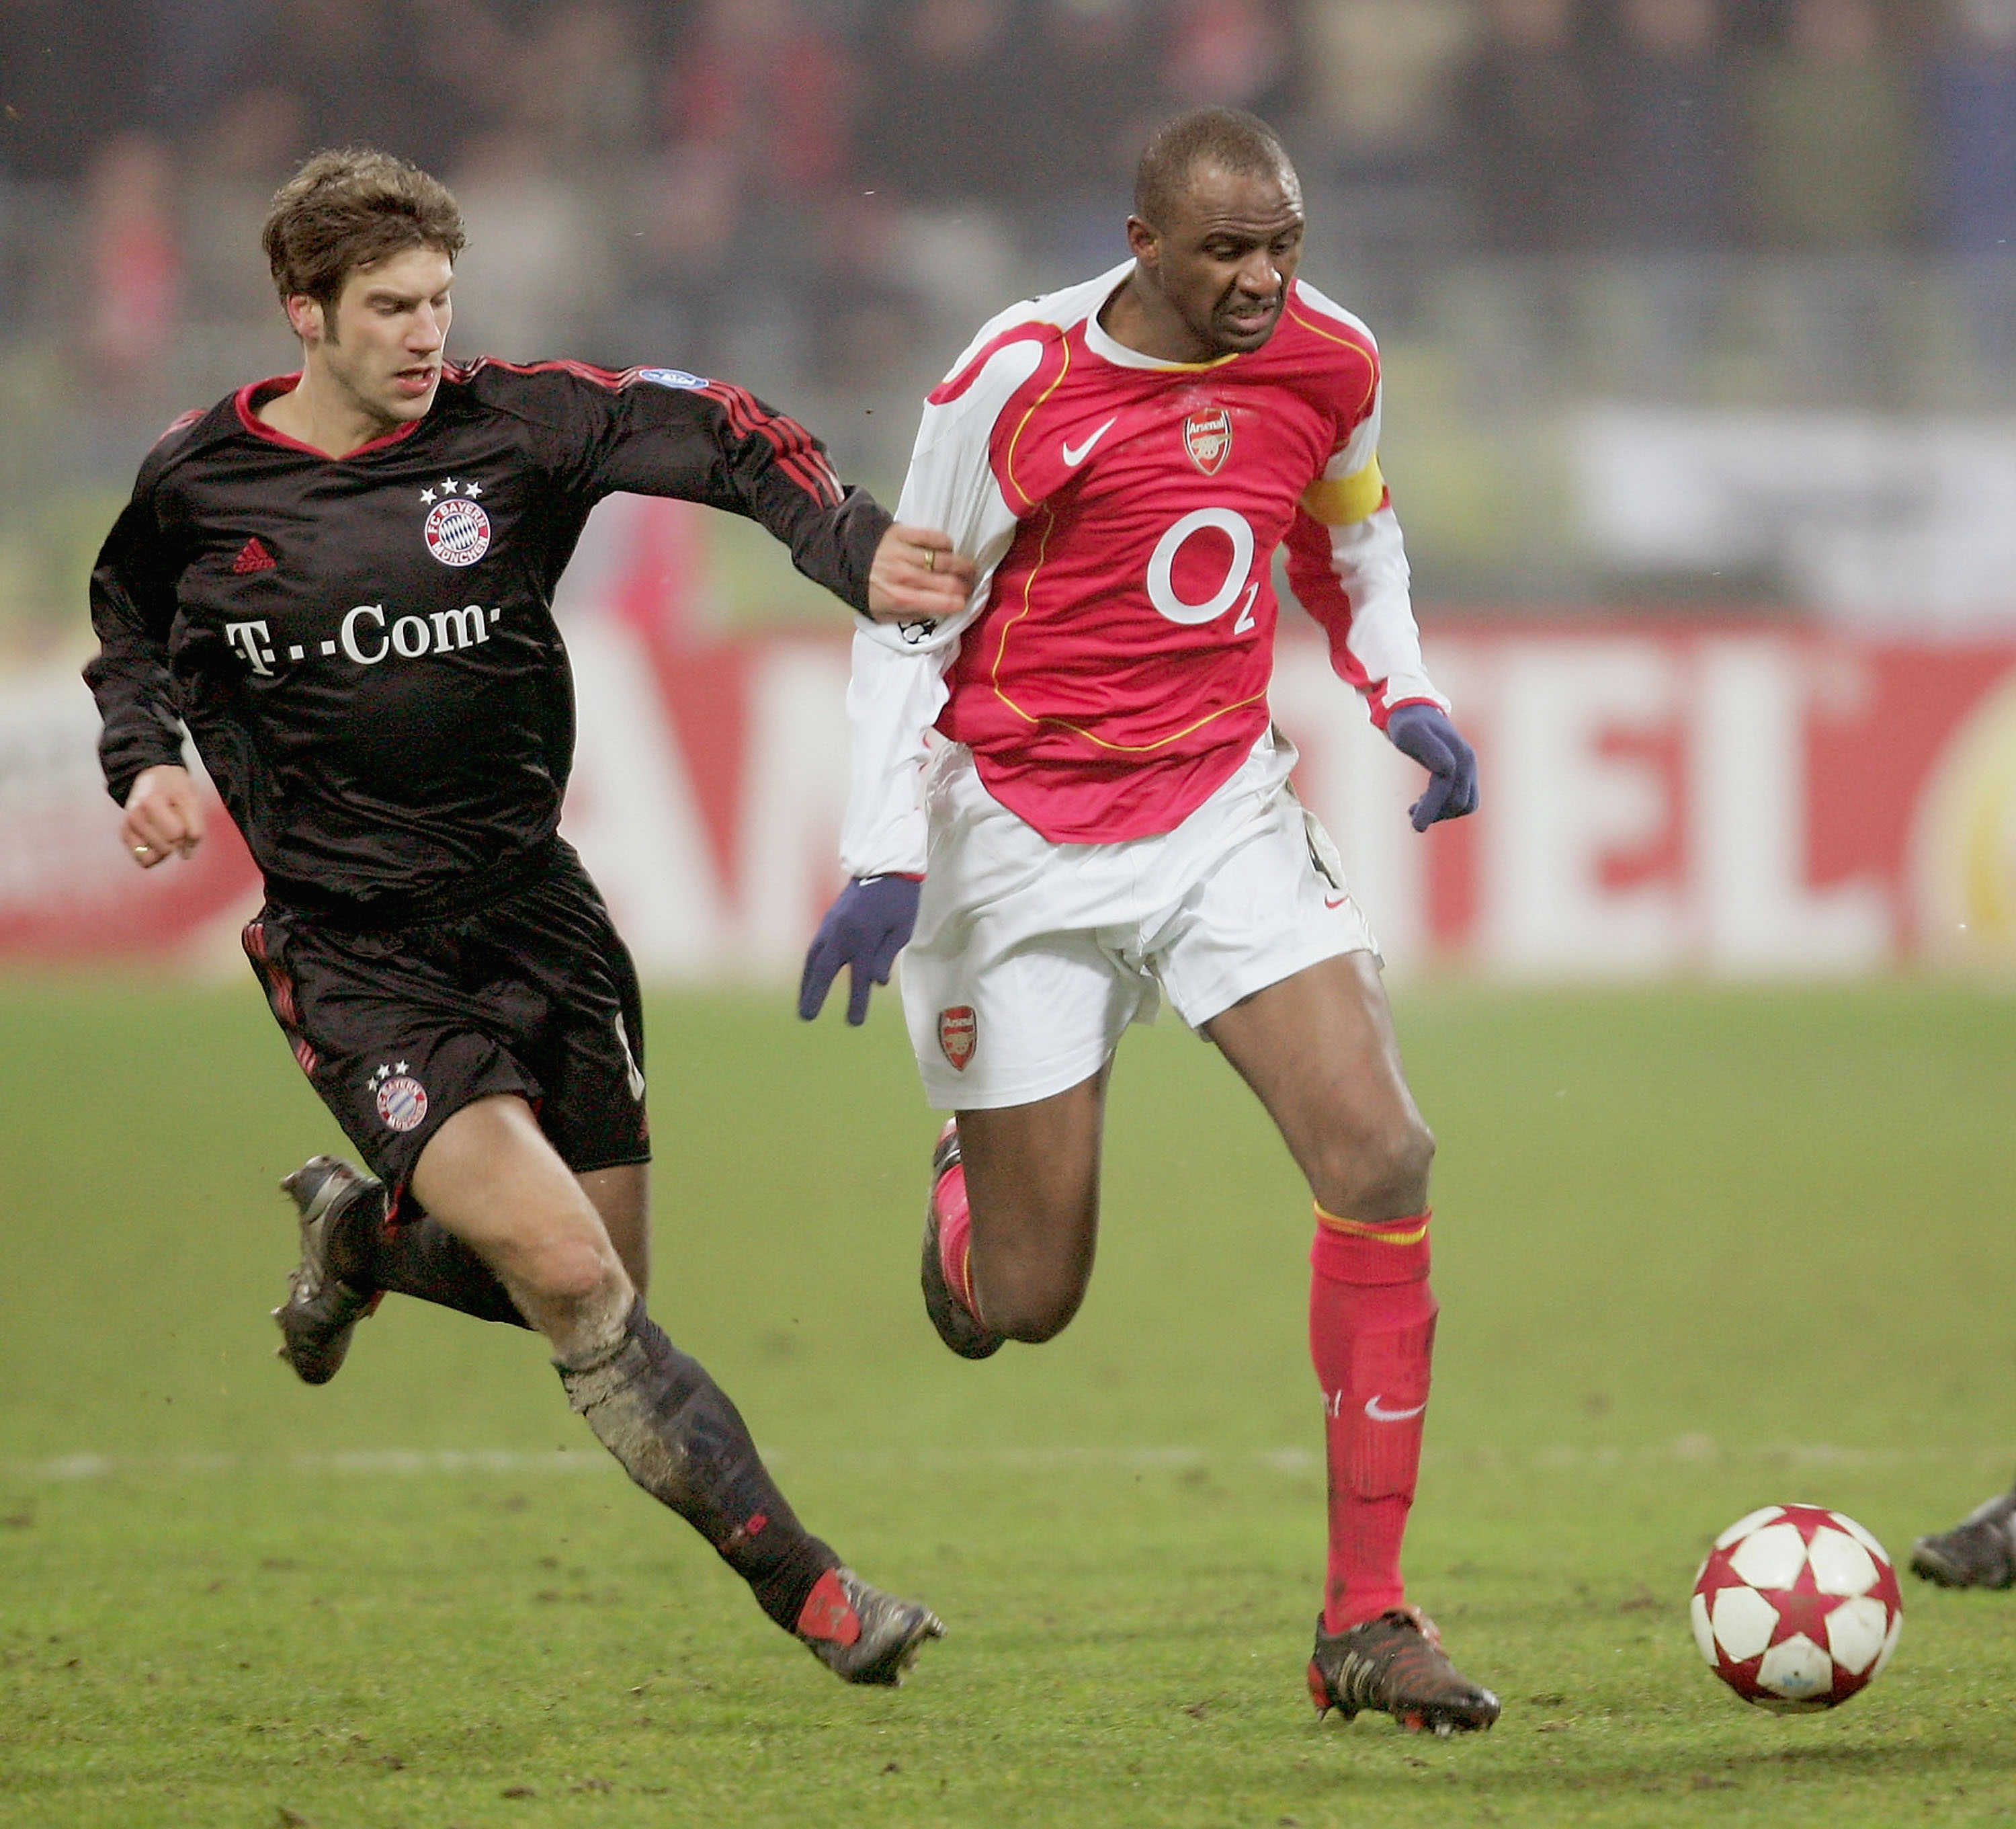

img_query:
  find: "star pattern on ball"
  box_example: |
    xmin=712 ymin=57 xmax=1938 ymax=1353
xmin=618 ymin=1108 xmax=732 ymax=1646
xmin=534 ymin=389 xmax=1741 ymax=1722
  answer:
xmin=1690 ymin=1504 xmax=1902 ymax=1712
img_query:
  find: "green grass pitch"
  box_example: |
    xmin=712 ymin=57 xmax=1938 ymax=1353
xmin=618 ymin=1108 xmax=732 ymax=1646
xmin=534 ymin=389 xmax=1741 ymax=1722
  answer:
xmin=4 ymin=975 xmax=2016 ymax=1827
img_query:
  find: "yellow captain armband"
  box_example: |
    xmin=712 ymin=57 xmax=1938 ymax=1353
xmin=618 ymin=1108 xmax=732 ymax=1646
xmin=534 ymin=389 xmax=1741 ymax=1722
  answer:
xmin=1300 ymin=456 xmax=1385 ymax=528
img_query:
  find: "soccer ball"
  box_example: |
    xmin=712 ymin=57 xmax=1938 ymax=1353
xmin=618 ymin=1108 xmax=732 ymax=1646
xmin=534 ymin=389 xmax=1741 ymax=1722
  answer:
xmin=1690 ymin=1504 xmax=1902 ymax=1712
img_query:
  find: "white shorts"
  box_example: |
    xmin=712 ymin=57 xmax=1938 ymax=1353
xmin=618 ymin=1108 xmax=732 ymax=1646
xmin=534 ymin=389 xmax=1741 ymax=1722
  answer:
xmin=900 ymin=729 xmax=1380 ymax=1110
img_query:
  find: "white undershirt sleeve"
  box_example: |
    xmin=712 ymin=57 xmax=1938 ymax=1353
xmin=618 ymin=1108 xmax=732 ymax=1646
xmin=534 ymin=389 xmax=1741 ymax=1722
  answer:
xmin=837 ymin=628 xmax=950 ymax=878
xmin=839 ymin=335 xmax=1042 ymax=877
xmin=1287 ymin=381 xmax=1448 ymax=721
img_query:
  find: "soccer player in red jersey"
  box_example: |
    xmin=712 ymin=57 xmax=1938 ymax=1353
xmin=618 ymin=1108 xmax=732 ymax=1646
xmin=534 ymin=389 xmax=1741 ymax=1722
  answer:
xmin=801 ymin=109 xmax=1498 ymax=1731
xmin=87 ymin=147 xmax=977 ymax=1686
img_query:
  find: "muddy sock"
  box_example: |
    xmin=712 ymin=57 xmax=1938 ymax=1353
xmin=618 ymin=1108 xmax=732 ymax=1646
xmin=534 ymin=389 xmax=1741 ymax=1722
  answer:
xmin=556 ymin=1297 xmax=837 ymax=1631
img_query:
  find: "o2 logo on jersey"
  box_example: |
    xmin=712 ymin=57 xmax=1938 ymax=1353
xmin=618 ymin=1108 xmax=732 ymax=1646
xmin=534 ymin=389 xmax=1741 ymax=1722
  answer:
xmin=424 ymin=496 xmax=492 ymax=567
xmin=1146 ymin=507 xmax=1259 ymax=634
xmin=1183 ymin=406 xmax=1232 ymax=476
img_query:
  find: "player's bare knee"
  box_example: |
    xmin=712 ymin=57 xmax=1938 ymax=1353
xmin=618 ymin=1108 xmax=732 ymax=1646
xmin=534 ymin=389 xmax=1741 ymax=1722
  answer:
xmin=1311 ymin=1116 xmax=1435 ymax=1221
xmin=523 ymin=1259 xmax=634 ymax=1366
xmin=970 ymin=1248 xmax=1089 ymax=1342
xmin=986 ymin=1278 xmax=1085 ymax=1344
xmin=512 ymin=1232 xmax=622 ymax=1311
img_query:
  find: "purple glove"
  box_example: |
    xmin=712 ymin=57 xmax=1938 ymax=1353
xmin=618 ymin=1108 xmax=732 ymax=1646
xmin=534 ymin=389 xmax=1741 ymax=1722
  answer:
xmin=798 ymin=875 xmax=923 ymax=1025
xmin=1386 ymin=702 xmax=1478 ymax=831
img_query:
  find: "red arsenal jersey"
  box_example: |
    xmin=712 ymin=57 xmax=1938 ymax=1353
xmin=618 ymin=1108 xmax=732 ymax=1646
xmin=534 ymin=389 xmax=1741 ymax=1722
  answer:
xmin=843 ymin=261 xmax=1445 ymax=865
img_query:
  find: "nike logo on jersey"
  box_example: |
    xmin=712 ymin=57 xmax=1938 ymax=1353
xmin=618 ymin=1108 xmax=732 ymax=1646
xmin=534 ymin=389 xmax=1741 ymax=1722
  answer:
xmin=1324 ymin=893 xmax=1348 ymax=910
xmin=1363 ymin=1395 xmax=1426 ymax=1423
xmin=1060 ymin=417 xmax=1118 ymax=466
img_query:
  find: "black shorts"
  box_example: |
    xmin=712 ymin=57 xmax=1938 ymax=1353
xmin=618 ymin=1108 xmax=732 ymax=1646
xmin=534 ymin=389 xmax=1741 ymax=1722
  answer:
xmin=241 ymin=842 xmax=650 ymax=1206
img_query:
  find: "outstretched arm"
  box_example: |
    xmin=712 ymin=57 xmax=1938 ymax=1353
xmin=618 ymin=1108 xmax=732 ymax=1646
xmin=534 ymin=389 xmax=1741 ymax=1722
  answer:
xmin=560 ymin=366 xmax=974 ymax=620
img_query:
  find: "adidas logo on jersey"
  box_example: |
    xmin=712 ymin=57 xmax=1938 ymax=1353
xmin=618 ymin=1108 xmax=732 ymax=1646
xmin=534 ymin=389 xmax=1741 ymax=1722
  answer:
xmin=233 ymin=537 xmax=276 ymax=575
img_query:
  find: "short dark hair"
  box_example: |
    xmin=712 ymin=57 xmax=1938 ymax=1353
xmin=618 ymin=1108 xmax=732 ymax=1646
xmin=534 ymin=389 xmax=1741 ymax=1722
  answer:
xmin=1134 ymin=108 xmax=1294 ymax=232
xmin=261 ymin=147 xmax=465 ymax=312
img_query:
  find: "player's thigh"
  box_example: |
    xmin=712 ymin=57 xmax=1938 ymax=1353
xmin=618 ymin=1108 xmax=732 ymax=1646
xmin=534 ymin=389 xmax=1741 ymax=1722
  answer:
xmin=1202 ymin=951 xmax=1433 ymax=1219
xmin=411 ymin=1094 xmax=624 ymax=1304
xmin=899 ymin=867 xmax=1153 ymax=1105
xmin=491 ymin=857 xmax=653 ymax=1190
xmin=242 ymin=908 xmax=542 ymax=1207
xmin=957 ymin=1060 xmax=1110 ymax=1242
xmin=1149 ymin=758 xmax=1379 ymax=1045
xmin=579 ymin=1164 xmax=648 ymax=1294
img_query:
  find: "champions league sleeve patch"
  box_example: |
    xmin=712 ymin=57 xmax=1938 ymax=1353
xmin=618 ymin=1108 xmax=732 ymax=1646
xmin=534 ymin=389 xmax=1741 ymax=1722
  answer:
xmin=368 ymin=1062 xmax=429 ymax=1132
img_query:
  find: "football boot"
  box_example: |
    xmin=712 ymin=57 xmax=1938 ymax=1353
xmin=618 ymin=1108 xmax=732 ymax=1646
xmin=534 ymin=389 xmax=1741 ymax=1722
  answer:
xmin=920 ymin=1120 xmax=1003 ymax=1360
xmin=1911 ymin=1479 xmax=2016 ymax=1588
xmin=273 ymin=1155 xmax=384 ymax=1385
xmin=1307 ymin=1606 xmax=1501 ymax=1736
xmin=795 ymin=1566 xmax=946 ymax=1686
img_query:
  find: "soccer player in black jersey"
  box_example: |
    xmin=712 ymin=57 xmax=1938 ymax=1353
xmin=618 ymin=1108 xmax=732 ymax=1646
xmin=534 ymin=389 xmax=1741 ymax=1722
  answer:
xmin=84 ymin=147 xmax=976 ymax=1686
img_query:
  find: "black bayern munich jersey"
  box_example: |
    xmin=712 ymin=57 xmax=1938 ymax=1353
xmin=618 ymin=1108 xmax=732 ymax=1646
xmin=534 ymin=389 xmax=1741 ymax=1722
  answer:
xmin=86 ymin=359 xmax=890 ymax=916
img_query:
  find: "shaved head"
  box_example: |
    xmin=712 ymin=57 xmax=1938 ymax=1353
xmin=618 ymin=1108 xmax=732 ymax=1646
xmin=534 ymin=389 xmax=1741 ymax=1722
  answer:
xmin=1134 ymin=108 xmax=1295 ymax=233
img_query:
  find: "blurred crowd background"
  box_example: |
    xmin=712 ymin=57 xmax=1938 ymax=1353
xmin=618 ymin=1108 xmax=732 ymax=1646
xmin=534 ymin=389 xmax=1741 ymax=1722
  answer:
xmin=2 ymin=0 xmax=2013 ymax=653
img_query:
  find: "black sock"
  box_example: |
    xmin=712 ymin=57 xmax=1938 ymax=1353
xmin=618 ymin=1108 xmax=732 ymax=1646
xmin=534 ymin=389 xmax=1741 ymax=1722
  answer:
xmin=372 ymin=1217 xmax=528 ymax=1328
xmin=327 ymin=1181 xmax=528 ymax=1329
xmin=556 ymin=1298 xmax=837 ymax=1632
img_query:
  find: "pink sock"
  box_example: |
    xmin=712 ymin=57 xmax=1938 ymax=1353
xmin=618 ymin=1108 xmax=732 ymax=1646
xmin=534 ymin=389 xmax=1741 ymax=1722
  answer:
xmin=1310 ymin=1210 xmax=1437 ymax=1634
xmin=934 ymin=1151 xmax=980 ymax=1319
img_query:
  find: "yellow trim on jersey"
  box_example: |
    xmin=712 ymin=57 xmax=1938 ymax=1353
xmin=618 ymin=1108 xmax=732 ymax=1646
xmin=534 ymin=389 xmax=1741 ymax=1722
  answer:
xmin=1285 ymin=304 xmax=1378 ymax=419
xmin=987 ymin=506 xmax=1269 ymax=754
xmin=1001 ymin=335 xmax=1074 ymax=510
xmin=1287 ymin=304 xmax=1370 ymax=349
xmin=1314 ymin=1201 xmax=1429 ymax=1244
xmin=1301 ymin=457 xmax=1384 ymax=528
xmin=1130 ymin=348 xmax=1243 ymax=374
xmin=1032 ymin=690 xmax=1273 ymax=755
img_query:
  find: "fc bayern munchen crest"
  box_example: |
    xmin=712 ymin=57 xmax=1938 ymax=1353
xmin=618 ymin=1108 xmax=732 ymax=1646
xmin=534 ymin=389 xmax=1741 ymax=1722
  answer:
xmin=375 ymin=1073 xmax=429 ymax=1131
xmin=425 ymin=496 xmax=491 ymax=567
xmin=938 ymin=1006 xmax=976 ymax=1071
xmin=1183 ymin=406 xmax=1232 ymax=476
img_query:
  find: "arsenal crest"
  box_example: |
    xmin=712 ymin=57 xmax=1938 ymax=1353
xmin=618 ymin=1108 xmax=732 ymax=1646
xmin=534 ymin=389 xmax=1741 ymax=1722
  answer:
xmin=1183 ymin=406 xmax=1232 ymax=476
xmin=938 ymin=1006 xmax=977 ymax=1071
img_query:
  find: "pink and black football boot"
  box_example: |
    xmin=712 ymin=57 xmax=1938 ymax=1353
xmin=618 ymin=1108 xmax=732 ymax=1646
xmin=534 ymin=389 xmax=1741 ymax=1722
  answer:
xmin=919 ymin=1121 xmax=1003 ymax=1360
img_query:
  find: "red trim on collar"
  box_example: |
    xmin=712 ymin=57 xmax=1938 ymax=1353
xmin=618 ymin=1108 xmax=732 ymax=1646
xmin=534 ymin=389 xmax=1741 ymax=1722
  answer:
xmin=235 ymin=376 xmax=429 ymax=458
